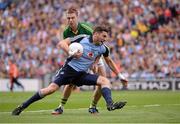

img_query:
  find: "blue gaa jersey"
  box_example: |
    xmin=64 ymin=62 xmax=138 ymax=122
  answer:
xmin=67 ymin=35 xmax=109 ymax=72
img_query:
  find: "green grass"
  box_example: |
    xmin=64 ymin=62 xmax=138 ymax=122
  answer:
xmin=0 ymin=91 xmax=180 ymax=123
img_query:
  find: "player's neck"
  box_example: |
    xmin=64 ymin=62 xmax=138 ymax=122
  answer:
xmin=71 ymin=23 xmax=78 ymax=33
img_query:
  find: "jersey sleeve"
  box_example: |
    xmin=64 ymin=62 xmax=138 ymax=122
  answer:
xmin=102 ymin=45 xmax=110 ymax=57
xmin=81 ymin=23 xmax=93 ymax=35
xmin=85 ymin=29 xmax=93 ymax=35
xmin=63 ymin=30 xmax=67 ymax=39
xmin=69 ymin=34 xmax=88 ymax=43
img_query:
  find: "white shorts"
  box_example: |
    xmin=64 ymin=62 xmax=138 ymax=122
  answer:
xmin=97 ymin=58 xmax=104 ymax=67
xmin=88 ymin=58 xmax=105 ymax=74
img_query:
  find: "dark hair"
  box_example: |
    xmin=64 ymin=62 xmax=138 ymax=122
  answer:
xmin=93 ymin=24 xmax=111 ymax=34
xmin=67 ymin=6 xmax=78 ymax=16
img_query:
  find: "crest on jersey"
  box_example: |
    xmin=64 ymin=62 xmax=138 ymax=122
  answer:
xmin=87 ymin=52 xmax=94 ymax=58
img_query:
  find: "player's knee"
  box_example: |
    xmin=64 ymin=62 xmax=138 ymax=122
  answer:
xmin=41 ymin=83 xmax=59 ymax=95
xmin=69 ymin=84 xmax=75 ymax=88
xmin=97 ymin=76 xmax=110 ymax=87
xmin=65 ymin=84 xmax=74 ymax=89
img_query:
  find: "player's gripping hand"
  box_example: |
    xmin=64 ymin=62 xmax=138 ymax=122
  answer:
xmin=118 ymin=73 xmax=128 ymax=87
xmin=69 ymin=49 xmax=83 ymax=59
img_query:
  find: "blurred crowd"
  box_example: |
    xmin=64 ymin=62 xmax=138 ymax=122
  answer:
xmin=0 ymin=0 xmax=180 ymax=79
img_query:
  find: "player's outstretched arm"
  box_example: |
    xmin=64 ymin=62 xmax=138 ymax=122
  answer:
xmin=104 ymin=56 xmax=119 ymax=75
xmin=57 ymin=38 xmax=71 ymax=54
xmin=104 ymin=56 xmax=128 ymax=86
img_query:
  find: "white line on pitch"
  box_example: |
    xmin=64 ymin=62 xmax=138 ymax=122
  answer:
xmin=0 ymin=108 xmax=88 ymax=114
xmin=144 ymin=104 xmax=160 ymax=107
xmin=127 ymin=105 xmax=137 ymax=108
xmin=1 ymin=104 xmax=180 ymax=114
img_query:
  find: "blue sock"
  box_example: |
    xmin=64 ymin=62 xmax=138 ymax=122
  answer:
xmin=22 ymin=91 xmax=44 ymax=109
xmin=101 ymin=87 xmax=113 ymax=106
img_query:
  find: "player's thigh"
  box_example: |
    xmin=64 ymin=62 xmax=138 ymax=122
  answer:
xmin=52 ymin=65 xmax=76 ymax=87
xmin=77 ymin=73 xmax=99 ymax=86
xmin=78 ymin=74 xmax=110 ymax=86
xmin=52 ymin=73 xmax=69 ymax=87
xmin=98 ymin=66 xmax=106 ymax=77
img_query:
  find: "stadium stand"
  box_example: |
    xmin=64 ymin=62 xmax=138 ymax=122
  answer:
xmin=0 ymin=0 xmax=180 ymax=79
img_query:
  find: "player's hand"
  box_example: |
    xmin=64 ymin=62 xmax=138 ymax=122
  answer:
xmin=71 ymin=50 xmax=83 ymax=59
xmin=118 ymin=73 xmax=128 ymax=87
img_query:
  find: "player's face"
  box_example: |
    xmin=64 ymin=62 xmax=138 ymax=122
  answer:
xmin=97 ymin=31 xmax=109 ymax=43
xmin=93 ymin=31 xmax=109 ymax=45
xmin=66 ymin=13 xmax=78 ymax=28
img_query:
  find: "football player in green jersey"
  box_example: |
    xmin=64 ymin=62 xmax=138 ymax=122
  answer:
xmin=51 ymin=6 xmax=106 ymax=115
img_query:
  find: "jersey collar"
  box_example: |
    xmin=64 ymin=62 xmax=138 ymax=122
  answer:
xmin=89 ymin=35 xmax=93 ymax=43
xmin=69 ymin=23 xmax=80 ymax=35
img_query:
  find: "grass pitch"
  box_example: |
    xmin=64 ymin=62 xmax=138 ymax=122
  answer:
xmin=0 ymin=91 xmax=180 ymax=123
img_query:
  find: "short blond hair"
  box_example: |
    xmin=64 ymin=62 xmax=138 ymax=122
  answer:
xmin=67 ymin=6 xmax=78 ymax=16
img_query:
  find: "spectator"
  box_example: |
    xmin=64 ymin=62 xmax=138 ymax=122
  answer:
xmin=0 ymin=0 xmax=179 ymax=79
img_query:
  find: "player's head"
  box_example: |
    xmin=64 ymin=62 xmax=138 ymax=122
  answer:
xmin=93 ymin=24 xmax=111 ymax=44
xmin=66 ymin=6 xmax=79 ymax=29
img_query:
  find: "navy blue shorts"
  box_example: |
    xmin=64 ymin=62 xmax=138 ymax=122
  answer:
xmin=52 ymin=65 xmax=99 ymax=87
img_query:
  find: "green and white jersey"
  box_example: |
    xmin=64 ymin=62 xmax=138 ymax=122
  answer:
xmin=63 ymin=22 xmax=93 ymax=39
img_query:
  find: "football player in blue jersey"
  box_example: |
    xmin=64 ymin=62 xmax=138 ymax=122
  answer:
xmin=52 ymin=6 xmax=109 ymax=115
xmin=12 ymin=25 xmax=128 ymax=116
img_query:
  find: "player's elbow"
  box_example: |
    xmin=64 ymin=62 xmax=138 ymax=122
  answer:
xmin=57 ymin=39 xmax=70 ymax=49
xmin=57 ymin=41 xmax=64 ymax=48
